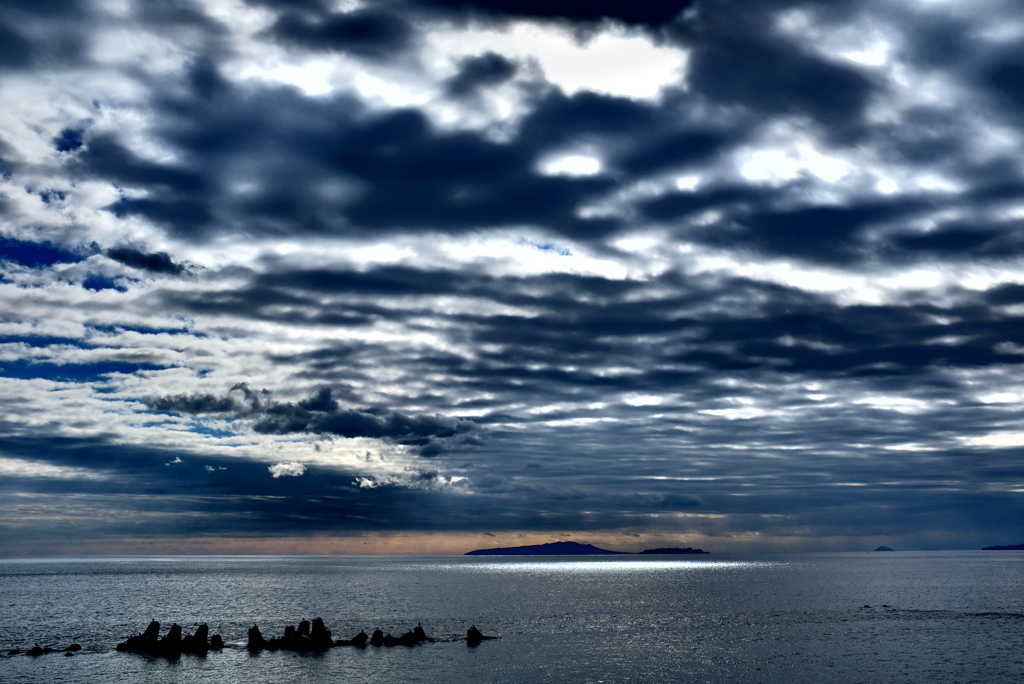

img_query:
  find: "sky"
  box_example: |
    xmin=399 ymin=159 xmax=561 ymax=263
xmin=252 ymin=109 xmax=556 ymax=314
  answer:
xmin=2 ymin=0 xmax=1024 ymax=555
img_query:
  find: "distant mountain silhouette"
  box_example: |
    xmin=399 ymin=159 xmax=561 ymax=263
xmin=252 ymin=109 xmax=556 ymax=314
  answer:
xmin=874 ymin=546 xmax=894 ymax=552
xmin=465 ymin=541 xmax=627 ymax=556
xmin=982 ymin=543 xmax=1024 ymax=550
xmin=465 ymin=541 xmax=709 ymax=556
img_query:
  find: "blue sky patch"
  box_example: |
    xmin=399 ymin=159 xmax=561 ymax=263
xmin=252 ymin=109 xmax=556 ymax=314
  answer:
xmin=0 ymin=360 xmax=170 ymax=382
xmin=82 ymin=275 xmax=127 ymax=292
xmin=0 ymin=238 xmax=83 ymax=268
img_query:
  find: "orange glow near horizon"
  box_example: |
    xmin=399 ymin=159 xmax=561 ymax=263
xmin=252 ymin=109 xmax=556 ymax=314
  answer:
xmin=0 ymin=531 xmax=727 ymax=556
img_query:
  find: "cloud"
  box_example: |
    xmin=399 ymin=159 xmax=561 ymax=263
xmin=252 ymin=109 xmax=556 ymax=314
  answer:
xmin=105 ymin=247 xmax=185 ymax=275
xmin=268 ymin=461 xmax=306 ymax=478
xmin=4 ymin=0 xmax=1024 ymax=552
xmin=267 ymin=7 xmax=413 ymax=58
xmin=411 ymin=0 xmax=695 ymax=26
xmin=146 ymin=386 xmax=481 ymax=457
xmin=446 ymin=51 xmax=518 ymax=96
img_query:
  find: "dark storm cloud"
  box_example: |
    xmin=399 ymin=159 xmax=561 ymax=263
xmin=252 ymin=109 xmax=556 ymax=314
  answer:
xmin=105 ymin=247 xmax=185 ymax=275
xmin=334 ymin=108 xmax=615 ymax=236
xmin=147 ymin=392 xmax=239 ymax=414
xmin=267 ymin=7 xmax=414 ymax=58
xmin=410 ymin=0 xmax=694 ymax=26
xmin=0 ymin=22 xmax=33 ymax=68
xmin=982 ymin=43 xmax=1024 ymax=116
xmin=445 ymin=51 xmax=518 ymax=96
xmin=78 ymin=63 xmax=663 ymax=239
xmin=146 ymin=386 xmax=480 ymax=457
xmin=668 ymin=0 xmax=874 ymax=135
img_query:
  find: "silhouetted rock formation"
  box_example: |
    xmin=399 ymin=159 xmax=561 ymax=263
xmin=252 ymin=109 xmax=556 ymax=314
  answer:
xmin=117 ymin=620 xmax=162 ymax=654
xmin=310 ymin=617 xmax=333 ymax=648
xmin=247 ymin=619 xmax=338 ymax=652
xmin=65 ymin=644 xmax=82 ymax=652
xmin=26 ymin=644 xmax=44 ymax=657
xmin=413 ymin=623 xmax=433 ymax=642
xmin=180 ymin=624 xmax=208 ymax=652
xmin=161 ymin=623 xmax=182 ymax=652
xmin=247 ymin=624 xmax=267 ymax=651
xmin=370 ymin=629 xmax=384 ymax=647
xmin=466 ymin=625 xmax=498 ymax=646
xmin=117 ymin=620 xmax=223 ymax=656
xmin=335 ymin=630 xmax=368 ymax=647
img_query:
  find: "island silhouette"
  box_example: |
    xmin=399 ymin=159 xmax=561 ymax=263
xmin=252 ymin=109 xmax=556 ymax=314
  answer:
xmin=982 ymin=543 xmax=1024 ymax=550
xmin=465 ymin=541 xmax=708 ymax=556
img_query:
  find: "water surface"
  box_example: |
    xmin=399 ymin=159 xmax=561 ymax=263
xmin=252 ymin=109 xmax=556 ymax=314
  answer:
xmin=1 ymin=552 xmax=1021 ymax=682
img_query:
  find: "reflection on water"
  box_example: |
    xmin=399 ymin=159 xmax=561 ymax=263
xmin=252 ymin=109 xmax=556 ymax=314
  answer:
xmin=428 ymin=559 xmax=780 ymax=573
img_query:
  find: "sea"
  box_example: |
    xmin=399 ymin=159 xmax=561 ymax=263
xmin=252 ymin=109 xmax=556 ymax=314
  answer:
xmin=1 ymin=551 xmax=1021 ymax=683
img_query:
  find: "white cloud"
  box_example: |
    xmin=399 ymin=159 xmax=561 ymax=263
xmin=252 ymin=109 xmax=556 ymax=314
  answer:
xmin=427 ymin=21 xmax=688 ymax=101
xmin=0 ymin=456 xmax=110 ymax=480
xmin=538 ymin=154 xmax=602 ymax=177
xmin=268 ymin=461 xmax=306 ymax=478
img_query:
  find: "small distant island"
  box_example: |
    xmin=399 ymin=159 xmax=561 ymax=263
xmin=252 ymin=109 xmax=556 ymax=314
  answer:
xmin=874 ymin=546 xmax=894 ymax=552
xmin=982 ymin=543 xmax=1024 ymax=550
xmin=465 ymin=541 xmax=709 ymax=556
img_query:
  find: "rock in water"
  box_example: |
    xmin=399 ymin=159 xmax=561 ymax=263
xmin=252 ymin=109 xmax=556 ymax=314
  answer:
xmin=161 ymin=623 xmax=182 ymax=653
xmin=370 ymin=629 xmax=384 ymax=647
xmin=310 ymin=617 xmax=333 ymax=648
xmin=182 ymin=624 xmax=209 ymax=652
xmin=142 ymin=621 xmax=161 ymax=642
xmin=117 ymin=620 xmax=162 ymax=653
xmin=210 ymin=634 xmax=224 ymax=650
xmin=466 ymin=625 xmax=498 ymax=646
xmin=247 ymin=624 xmax=267 ymax=651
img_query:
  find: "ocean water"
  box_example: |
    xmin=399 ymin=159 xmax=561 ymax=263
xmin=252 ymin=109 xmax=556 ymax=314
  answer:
xmin=0 ymin=551 xmax=1022 ymax=683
